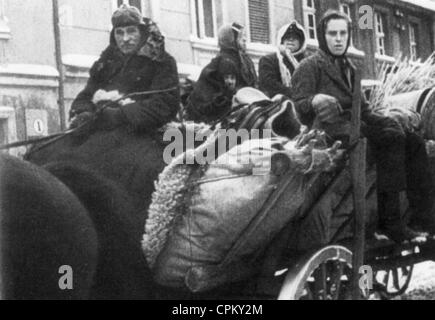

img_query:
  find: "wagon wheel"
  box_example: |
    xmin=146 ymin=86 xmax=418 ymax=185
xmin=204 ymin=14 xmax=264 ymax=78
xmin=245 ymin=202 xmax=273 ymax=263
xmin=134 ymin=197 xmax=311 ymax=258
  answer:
xmin=374 ymin=264 xmax=414 ymax=300
xmin=278 ymin=246 xmax=361 ymax=300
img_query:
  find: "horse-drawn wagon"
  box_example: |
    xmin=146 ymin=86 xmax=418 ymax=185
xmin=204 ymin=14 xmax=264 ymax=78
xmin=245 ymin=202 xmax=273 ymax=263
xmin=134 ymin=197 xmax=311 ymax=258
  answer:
xmin=142 ymin=86 xmax=435 ymax=301
xmin=2 ymin=85 xmax=435 ymax=300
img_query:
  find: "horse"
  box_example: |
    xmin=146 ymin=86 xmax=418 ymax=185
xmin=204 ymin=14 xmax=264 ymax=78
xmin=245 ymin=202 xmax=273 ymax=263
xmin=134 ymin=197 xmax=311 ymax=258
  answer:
xmin=12 ymin=90 xmax=301 ymax=299
xmin=1 ymin=153 xmax=155 ymax=299
xmin=0 ymin=154 xmax=97 ymax=299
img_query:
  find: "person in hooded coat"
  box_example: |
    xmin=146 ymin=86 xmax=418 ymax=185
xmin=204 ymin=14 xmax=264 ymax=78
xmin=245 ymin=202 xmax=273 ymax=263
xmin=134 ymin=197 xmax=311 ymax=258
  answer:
xmin=291 ymin=10 xmax=435 ymax=243
xmin=259 ymin=21 xmax=307 ymax=99
xmin=69 ymin=4 xmax=180 ymax=133
xmin=184 ymin=23 xmax=258 ymax=124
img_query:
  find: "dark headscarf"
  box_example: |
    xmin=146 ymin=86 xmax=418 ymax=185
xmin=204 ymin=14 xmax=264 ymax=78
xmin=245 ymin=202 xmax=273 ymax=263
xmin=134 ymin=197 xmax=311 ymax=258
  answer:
xmin=317 ymin=10 xmax=352 ymax=58
xmin=317 ymin=10 xmax=354 ymax=87
xmin=218 ymin=23 xmax=257 ymax=87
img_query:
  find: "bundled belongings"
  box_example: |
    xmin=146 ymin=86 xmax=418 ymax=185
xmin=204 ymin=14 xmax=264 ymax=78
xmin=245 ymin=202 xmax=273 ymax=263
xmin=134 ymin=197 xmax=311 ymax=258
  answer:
xmin=370 ymin=53 xmax=435 ymax=139
xmin=219 ymin=87 xmax=302 ymax=140
xmin=142 ymin=128 xmax=345 ymax=293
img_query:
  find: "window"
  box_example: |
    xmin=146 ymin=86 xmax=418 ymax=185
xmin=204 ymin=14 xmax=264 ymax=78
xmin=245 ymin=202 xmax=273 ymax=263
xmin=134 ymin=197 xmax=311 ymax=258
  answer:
xmin=303 ymin=0 xmax=317 ymax=40
xmin=341 ymin=3 xmax=351 ymax=17
xmin=0 ymin=107 xmax=17 ymax=156
xmin=247 ymin=0 xmax=270 ymax=44
xmin=0 ymin=118 xmax=7 ymax=146
xmin=194 ymin=0 xmax=217 ymax=38
xmin=409 ymin=23 xmax=419 ymax=61
xmin=113 ymin=0 xmax=145 ymax=15
xmin=340 ymin=2 xmax=354 ymax=47
xmin=0 ymin=0 xmax=11 ymax=40
xmin=375 ymin=12 xmax=386 ymax=55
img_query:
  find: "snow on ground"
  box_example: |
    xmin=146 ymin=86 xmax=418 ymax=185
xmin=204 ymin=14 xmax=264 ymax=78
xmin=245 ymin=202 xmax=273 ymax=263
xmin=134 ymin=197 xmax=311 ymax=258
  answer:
xmin=398 ymin=262 xmax=435 ymax=300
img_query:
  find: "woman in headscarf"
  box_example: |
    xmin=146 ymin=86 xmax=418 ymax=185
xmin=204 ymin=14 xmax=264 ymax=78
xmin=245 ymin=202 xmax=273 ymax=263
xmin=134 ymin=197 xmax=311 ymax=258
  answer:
xmin=291 ymin=10 xmax=435 ymax=243
xmin=184 ymin=23 xmax=257 ymax=124
xmin=259 ymin=21 xmax=307 ymax=99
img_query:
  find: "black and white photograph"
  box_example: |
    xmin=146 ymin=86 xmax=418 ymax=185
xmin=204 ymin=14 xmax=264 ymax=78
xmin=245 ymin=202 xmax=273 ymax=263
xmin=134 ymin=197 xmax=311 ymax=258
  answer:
xmin=2 ymin=0 xmax=435 ymax=304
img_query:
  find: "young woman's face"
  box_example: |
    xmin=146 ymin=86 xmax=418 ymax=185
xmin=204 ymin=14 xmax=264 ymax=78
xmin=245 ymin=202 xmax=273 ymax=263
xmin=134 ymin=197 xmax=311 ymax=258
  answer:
xmin=282 ymin=37 xmax=301 ymax=53
xmin=114 ymin=25 xmax=142 ymax=55
xmin=223 ymin=74 xmax=237 ymax=91
xmin=325 ymin=19 xmax=349 ymax=56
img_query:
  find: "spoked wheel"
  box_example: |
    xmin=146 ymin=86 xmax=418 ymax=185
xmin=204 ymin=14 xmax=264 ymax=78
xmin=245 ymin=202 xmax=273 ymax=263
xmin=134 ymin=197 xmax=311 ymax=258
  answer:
xmin=374 ymin=264 xmax=414 ymax=300
xmin=278 ymin=246 xmax=359 ymax=300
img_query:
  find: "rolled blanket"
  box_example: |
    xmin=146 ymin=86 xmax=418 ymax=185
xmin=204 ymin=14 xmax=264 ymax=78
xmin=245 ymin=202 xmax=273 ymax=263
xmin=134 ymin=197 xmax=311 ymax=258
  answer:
xmin=142 ymin=162 xmax=194 ymax=268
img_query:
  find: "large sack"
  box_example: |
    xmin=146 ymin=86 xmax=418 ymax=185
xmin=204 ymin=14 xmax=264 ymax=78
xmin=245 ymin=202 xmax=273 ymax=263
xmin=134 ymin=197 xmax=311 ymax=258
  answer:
xmin=143 ymin=129 xmax=344 ymax=292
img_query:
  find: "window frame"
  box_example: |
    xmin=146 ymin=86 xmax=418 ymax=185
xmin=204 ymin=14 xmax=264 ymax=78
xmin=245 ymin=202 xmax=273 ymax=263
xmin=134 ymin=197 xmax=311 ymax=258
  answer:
xmin=244 ymin=0 xmax=272 ymax=44
xmin=192 ymin=0 xmax=218 ymax=39
xmin=341 ymin=3 xmax=351 ymax=17
xmin=340 ymin=2 xmax=354 ymax=47
xmin=409 ymin=23 xmax=419 ymax=61
xmin=0 ymin=106 xmax=18 ymax=156
xmin=303 ymin=0 xmax=317 ymax=41
xmin=112 ymin=0 xmax=147 ymax=16
xmin=375 ymin=11 xmax=386 ymax=56
xmin=0 ymin=0 xmax=11 ymax=40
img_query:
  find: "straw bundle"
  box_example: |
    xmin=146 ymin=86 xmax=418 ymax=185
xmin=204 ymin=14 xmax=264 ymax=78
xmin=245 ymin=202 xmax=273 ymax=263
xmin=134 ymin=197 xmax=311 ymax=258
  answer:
xmin=370 ymin=53 xmax=435 ymax=111
xmin=368 ymin=53 xmax=435 ymax=133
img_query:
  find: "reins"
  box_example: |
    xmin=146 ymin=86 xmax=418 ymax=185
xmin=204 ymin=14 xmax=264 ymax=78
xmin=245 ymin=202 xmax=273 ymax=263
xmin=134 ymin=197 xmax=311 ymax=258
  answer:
xmin=0 ymin=87 xmax=179 ymax=153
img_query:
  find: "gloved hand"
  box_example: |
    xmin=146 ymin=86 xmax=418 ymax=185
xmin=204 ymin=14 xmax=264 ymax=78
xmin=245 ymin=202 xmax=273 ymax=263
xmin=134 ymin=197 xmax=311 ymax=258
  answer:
xmin=312 ymin=94 xmax=343 ymax=124
xmin=69 ymin=111 xmax=94 ymax=129
xmin=362 ymin=113 xmax=405 ymax=144
xmin=92 ymin=89 xmax=123 ymax=105
xmin=97 ymin=107 xmax=127 ymax=130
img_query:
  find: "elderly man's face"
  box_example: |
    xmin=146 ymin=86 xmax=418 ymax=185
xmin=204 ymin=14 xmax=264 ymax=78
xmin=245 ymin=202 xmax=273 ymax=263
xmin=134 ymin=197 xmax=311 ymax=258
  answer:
xmin=114 ymin=25 xmax=142 ymax=55
xmin=325 ymin=19 xmax=349 ymax=56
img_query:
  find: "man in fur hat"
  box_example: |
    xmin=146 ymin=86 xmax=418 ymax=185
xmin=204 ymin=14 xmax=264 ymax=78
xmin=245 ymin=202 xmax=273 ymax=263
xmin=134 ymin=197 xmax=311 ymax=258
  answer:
xmin=69 ymin=4 xmax=180 ymax=132
xmin=292 ymin=10 xmax=435 ymax=243
xmin=259 ymin=21 xmax=307 ymax=99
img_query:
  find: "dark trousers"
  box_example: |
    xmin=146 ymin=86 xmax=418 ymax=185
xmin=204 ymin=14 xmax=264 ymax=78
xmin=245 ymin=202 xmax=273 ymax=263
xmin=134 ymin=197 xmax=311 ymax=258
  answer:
xmin=363 ymin=126 xmax=434 ymax=216
xmin=319 ymin=115 xmax=433 ymax=220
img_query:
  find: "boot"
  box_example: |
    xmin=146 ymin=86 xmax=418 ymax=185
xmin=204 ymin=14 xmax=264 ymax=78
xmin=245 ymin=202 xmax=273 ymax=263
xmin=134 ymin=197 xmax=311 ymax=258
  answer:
xmin=408 ymin=190 xmax=435 ymax=235
xmin=378 ymin=192 xmax=423 ymax=243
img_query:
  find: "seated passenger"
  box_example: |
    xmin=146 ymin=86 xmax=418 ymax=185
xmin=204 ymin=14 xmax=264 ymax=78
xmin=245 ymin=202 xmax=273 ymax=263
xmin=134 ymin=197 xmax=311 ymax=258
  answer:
xmin=291 ymin=10 xmax=435 ymax=243
xmin=259 ymin=21 xmax=307 ymax=99
xmin=69 ymin=4 xmax=180 ymax=133
xmin=184 ymin=23 xmax=257 ymax=124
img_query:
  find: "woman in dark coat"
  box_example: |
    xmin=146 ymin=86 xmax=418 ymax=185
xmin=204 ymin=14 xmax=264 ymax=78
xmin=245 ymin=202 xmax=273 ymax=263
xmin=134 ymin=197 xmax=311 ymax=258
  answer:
xmin=259 ymin=21 xmax=307 ymax=99
xmin=184 ymin=23 xmax=257 ymax=124
xmin=291 ymin=10 xmax=435 ymax=242
xmin=70 ymin=5 xmax=180 ymax=133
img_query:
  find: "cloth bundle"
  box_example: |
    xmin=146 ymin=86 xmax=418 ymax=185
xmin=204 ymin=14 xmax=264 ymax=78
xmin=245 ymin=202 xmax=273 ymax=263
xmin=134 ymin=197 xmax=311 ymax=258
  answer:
xmin=142 ymin=128 xmax=344 ymax=292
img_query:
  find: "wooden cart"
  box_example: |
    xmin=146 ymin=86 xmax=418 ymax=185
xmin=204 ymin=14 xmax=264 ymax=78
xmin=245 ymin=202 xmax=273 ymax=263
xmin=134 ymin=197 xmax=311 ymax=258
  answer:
xmin=194 ymin=78 xmax=435 ymax=301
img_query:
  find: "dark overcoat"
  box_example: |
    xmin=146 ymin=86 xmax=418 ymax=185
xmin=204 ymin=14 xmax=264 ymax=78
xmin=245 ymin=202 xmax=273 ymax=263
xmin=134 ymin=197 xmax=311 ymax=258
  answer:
xmin=71 ymin=42 xmax=180 ymax=132
xmin=291 ymin=49 xmax=431 ymax=194
xmin=259 ymin=52 xmax=304 ymax=99
xmin=184 ymin=49 xmax=257 ymax=124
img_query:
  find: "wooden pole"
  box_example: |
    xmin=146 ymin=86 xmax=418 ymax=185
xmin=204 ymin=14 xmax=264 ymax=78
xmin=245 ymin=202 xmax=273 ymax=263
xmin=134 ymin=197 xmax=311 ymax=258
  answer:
xmin=349 ymin=70 xmax=367 ymax=300
xmin=52 ymin=0 xmax=66 ymax=131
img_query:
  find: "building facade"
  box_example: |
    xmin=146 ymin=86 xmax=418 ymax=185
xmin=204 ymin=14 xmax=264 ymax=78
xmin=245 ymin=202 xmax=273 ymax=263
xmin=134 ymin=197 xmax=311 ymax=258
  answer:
xmin=1 ymin=0 xmax=435 ymax=155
